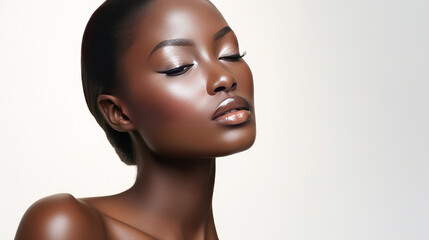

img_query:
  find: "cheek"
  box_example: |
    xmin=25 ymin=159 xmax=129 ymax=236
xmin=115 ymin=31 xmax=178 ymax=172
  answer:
xmin=125 ymin=72 xmax=215 ymax=154
xmin=128 ymin=74 xmax=208 ymax=125
xmin=124 ymin=62 xmax=256 ymax=158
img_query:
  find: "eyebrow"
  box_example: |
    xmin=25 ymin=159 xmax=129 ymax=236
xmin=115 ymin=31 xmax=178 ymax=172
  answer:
xmin=213 ymin=26 xmax=232 ymax=41
xmin=149 ymin=38 xmax=194 ymax=57
xmin=148 ymin=26 xmax=233 ymax=58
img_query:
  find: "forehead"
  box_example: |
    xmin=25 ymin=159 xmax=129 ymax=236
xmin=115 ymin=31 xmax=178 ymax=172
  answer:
xmin=131 ymin=0 xmax=229 ymax=54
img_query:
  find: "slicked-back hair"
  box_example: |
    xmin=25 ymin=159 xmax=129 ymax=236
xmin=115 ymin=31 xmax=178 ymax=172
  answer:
xmin=81 ymin=0 xmax=154 ymax=165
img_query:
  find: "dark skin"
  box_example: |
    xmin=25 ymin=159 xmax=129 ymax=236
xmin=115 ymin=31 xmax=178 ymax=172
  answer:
xmin=15 ymin=0 xmax=255 ymax=239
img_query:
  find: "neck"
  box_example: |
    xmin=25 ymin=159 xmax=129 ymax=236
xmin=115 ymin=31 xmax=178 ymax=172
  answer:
xmin=126 ymin=135 xmax=218 ymax=240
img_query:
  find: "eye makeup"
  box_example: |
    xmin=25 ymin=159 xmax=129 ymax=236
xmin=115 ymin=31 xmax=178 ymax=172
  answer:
xmin=157 ymin=64 xmax=194 ymax=76
xmin=155 ymin=50 xmax=247 ymax=77
xmin=151 ymin=47 xmax=195 ymax=76
xmin=151 ymin=33 xmax=246 ymax=78
xmin=219 ymin=51 xmax=247 ymax=61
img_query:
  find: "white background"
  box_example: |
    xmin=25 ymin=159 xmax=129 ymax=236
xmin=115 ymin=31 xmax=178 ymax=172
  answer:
xmin=1 ymin=0 xmax=428 ymax=239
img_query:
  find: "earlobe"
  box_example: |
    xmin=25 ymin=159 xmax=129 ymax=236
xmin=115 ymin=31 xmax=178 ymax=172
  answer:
xmin=97 ymin=94 xmax=135 ymax=132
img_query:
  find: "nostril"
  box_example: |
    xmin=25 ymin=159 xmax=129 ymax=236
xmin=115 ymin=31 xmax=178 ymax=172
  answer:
xmin=214 ymin=86 xmax=226 ymax=92
xmin=214 ymin=82 xmax=237 ymax=93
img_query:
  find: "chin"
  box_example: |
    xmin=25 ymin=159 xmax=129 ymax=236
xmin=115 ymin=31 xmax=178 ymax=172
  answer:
xmin=143 ymin=118 xmax=256 ymax=160
xmin=214 ymin=124 xmax=257 ymax=157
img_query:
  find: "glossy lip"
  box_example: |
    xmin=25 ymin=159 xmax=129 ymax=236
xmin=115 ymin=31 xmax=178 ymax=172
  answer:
xmin=212 ymin=96 xmax=251 ymax=122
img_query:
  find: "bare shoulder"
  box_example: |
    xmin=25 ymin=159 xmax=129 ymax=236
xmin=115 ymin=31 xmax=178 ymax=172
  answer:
xmin=15 ymin=193 xmax=106 ymax=240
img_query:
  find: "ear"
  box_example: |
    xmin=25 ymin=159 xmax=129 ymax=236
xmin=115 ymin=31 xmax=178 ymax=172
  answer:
xmin=97 ymin=94 xmax=135 ymax=132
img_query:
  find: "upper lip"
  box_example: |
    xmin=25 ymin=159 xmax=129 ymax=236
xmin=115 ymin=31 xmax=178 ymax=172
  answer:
xmin=212 ymin=96 xmax=250 ymax=120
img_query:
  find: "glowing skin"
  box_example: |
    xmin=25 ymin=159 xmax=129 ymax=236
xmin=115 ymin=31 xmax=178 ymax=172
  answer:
xmin=118 ymin=0 xmax=256 ymax=158
xmin=15 ymin=0 xmax=256 ymax=239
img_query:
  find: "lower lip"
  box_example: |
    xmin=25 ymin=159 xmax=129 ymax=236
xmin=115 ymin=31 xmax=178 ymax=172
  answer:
xmin=213 ymin=110 xmax=251 ymax=125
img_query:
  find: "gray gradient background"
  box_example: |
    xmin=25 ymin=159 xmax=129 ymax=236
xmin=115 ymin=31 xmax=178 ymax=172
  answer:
xmin=1 ymin=0 xmax=428 ymax=239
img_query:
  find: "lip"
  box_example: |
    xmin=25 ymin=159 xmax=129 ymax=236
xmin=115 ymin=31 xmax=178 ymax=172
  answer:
xmin=212 ymin=96 xmax=251 ymax=125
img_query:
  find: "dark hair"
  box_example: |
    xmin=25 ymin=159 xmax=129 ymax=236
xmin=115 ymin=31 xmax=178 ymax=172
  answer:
xmin=81 ymin=0 xmax=153 ymax=165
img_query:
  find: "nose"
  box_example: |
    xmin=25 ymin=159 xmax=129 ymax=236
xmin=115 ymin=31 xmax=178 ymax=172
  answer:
xmin=206 ymin=63 xmax=237 ymax=95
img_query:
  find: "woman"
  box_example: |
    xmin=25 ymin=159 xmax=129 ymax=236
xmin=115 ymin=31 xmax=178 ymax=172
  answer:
xmin=15 ymin=0 xmax=256 ymax=239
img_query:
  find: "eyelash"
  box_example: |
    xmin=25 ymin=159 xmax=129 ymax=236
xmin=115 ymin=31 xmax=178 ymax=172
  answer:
xmin=158 ymin=51 xmax=247 ymax=77
xmin=219 ymin=51 xmax=247 ymax=61
xmin=158 ymin=64 xmax=194 ymax=76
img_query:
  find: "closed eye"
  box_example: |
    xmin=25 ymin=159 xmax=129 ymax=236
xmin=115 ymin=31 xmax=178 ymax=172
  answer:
xmin=219 ymin=51 xmax=247 ymax=62
xmin=157 ymin=64 xmax=194 ymax=76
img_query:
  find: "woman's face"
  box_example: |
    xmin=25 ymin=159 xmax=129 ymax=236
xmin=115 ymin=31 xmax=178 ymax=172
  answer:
xmin=119 ymin=0 xmax=256 ymax=158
